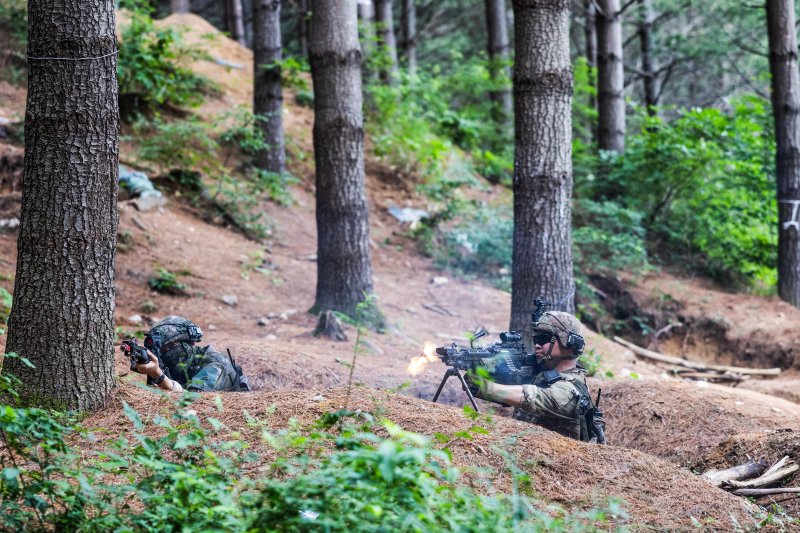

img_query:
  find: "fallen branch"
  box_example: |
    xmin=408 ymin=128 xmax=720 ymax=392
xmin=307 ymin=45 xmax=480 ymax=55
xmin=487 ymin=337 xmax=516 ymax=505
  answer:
xmin=702 ymin=460 xmax=768 ymax=487
xmin=674 ymin=371 xmax=750 ymax=383
xmin=723 ymin=460 xmax=798 ymax=489
xmin=422 ymin=303 xmax=453 ymax=317
xmin=613 ymin=336 xmax=782 ymax=376
xmin=732 ymin=488 xmax=800 ymax=496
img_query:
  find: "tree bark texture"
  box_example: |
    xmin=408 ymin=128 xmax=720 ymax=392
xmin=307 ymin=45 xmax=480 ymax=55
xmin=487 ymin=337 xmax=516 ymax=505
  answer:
xmin=638 ymin=0 xmax=660 ymax=115
xmin=309 ymin=0 xmax=376 ymax=318
xmin=510 ymin=0 xmax=575 ymax=331
xmin=485 ymin=0 xmax=513 ymax=125
xmin=374 ymin=0 xmax=399 ymax=84
xmin=4 ymin=0 xmax=119 ymax=410
xmin=596 ymin=0 xmax=625 ymax=152
xmin=228 ymin=0 xmax=247 ymax=46
xmin=171 ymin=0 xmax=190 ymax=14
xmin=767 ymin=0 xmax=800 ymax=307
xmin=584 ymin=0 xmax=597 ymax=69
xmin=253 ymin=0 xmax=285 ymax=174
xmin=298 ymin=0 xmax=309 ymax=59
xmin=402 ymin=0 xmax=417 ymax=75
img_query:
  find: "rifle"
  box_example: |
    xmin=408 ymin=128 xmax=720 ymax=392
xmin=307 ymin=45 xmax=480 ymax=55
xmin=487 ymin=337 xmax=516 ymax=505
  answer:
xmin=593 ymin=389 xmax=606 ymax=444
xmin=431 ymin=298 xmax=551 ymax=412
xmin=119 ymin=333 xmax=169 ymax=386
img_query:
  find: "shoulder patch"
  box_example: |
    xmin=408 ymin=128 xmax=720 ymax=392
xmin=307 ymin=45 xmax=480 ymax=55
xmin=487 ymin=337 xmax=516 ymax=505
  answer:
xmin=541 ymin=370 xmax=563 ymax=385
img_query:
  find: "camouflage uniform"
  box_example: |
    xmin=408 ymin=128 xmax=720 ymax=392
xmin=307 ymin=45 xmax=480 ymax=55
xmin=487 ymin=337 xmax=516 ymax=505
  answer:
xmin=147 ymin=316 xmax=240 ymax=392
xmin=512 ymin=365 xmax=593 ymax=441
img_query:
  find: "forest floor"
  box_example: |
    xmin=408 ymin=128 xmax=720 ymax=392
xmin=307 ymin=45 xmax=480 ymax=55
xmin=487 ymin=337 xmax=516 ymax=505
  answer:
xmin=1 ymin=13 xmax=799 ymax=529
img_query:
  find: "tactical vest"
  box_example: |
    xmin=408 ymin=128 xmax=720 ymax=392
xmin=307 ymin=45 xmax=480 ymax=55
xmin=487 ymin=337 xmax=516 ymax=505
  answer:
xmin=512 ymin=368 xmax=598 ymax=442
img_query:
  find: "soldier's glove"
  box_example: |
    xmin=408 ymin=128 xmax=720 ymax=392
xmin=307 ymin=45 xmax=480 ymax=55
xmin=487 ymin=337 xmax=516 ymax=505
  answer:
xmin=464 ymin=371 xmax=489 ymax=399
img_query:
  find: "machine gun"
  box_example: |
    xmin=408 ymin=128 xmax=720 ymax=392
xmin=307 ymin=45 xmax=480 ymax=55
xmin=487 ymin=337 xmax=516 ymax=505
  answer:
xmin=431 ymin=298 xmax=552 ymax=412
xmin=431 ymin=329 xmax=538 ymax=411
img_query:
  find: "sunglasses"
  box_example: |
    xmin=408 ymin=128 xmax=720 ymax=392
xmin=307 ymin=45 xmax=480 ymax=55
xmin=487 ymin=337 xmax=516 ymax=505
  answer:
xmin=532 ymin=333 xmax=555 ymax=346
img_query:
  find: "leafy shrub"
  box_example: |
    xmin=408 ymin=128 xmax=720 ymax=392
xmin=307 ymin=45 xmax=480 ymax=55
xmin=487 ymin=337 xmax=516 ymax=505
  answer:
xmin=580 ymin=97 xmax=776 ymax=288
xmin=117 ymin=0 xmax=215 ymax=117
xmin=148 ymin=267 xmax=188 ymax=295
xmin=0 ymin=381 xmax=623 ymax=532
xmin=0 ymin=0 xmax=26 ymax=52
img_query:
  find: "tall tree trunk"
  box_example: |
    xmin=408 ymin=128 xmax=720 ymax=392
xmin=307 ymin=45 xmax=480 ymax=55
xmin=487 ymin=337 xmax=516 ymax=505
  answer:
xmin=358 ymin=1 xmax=376 ymax=83
xmin=171 ymin=0 xmax=190 ymax=14
xmin=638 ymin=0 xmax=660 ymax=115
xmin=3 ymin=0 xmax=119 ymax=410
xmin=253 ymin=0 xmax=285 ymax=174
xmin=767 ymin=0 xmax=800 ymax=307
xmin=402 ymin=0 xmax=417 ymax=75
xmin=485 ymin=0 xmax=513 ymax=125
xmin=374 ymin=0 xmax=399 ymax=84
xmin=584 ymin=0 xmax=597 ymax=69
xmin=510 ymin=0 xmax=575 ymax=331
xmin=596 ymin=0 xmax=625 ymax=153
xmin=228 ymin=0 xmax=246 ymax=47
xmin=309 ymin=0 xmax=377 ymax=319
xmin=298 ymin=0 xmax=309 ymax=59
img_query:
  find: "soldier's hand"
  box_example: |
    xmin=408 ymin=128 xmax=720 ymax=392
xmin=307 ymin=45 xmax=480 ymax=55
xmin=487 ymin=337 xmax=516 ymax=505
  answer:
xmin=465 ymin=371 xmax=488 ymax=399
xmin=135 ymin=351 xmax=161 ymax=378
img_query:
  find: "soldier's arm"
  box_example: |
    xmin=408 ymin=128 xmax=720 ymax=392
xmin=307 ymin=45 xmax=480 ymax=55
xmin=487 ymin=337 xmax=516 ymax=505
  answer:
xmin=135 ymin=352 xmax=184 ymax=393
xmin=483 ymin=381 xmax=576 ymax=415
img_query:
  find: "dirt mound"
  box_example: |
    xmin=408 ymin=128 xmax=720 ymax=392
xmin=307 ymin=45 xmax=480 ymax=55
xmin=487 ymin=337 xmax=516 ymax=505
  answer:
xmin=83 ymin=381 xmax=763 ymax=530
xmin=602 ymin=379 xmax=800 ymax=466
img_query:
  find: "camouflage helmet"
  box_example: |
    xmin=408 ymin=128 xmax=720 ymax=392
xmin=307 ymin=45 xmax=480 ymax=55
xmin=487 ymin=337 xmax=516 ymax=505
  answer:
xmin=533 ymin=312 xmax=585 ymax=355
xmin=146 ymin=315 xmax=203 ymax=346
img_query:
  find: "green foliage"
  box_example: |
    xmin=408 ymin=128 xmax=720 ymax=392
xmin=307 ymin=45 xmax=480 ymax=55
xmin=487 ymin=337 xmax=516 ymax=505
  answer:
xmin=117 ymin=0 xmax=214 ymax=116
xmin=0 ymin=287 xmax=12 ymax=335
xmin=148 ymin=267 xmax=188 ymax=295
xmin=0 ymin=382 xmax=622 ymax=532
xmin=580 ymin=97 xmax=776 ymax=288
xmin=0 ymin=0 xmax=26 ymax=52
xmin=572 ymin=199 xmax=649 ymax=274
xmin=578 ymin=349 xmax=603 ymax=378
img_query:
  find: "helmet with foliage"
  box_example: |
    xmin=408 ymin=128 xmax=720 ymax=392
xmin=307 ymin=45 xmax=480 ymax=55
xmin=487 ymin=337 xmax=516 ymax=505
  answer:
xmin=533 ymin=311 xmax=585 ymax=355
xmin=145 ymin=315 xmax=204 ymax=365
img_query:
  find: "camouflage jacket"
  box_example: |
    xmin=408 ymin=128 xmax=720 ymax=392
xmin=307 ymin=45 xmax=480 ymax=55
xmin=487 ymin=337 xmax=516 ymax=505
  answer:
xmin=166 ymin=344 xmax=238 ymax=392
xmin=512 ymin=366 xmax=593 ymax=441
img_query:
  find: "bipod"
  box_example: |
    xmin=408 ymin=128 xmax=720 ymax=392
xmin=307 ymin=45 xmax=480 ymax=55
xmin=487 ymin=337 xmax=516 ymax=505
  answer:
xmin=432 ymin=368 xmax=479 ymax=412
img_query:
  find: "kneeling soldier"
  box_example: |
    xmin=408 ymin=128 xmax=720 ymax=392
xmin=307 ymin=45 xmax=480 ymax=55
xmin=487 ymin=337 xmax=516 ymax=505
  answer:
xmin=467 ymin=312 xmax=605 ymax=443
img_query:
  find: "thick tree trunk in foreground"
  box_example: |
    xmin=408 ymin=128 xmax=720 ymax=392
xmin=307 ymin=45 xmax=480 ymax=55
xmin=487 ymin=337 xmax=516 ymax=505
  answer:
xmin=485 ymin=0 xmax=513 ymax=125
xmin=402 ymin=0 xmax=417 ymax=75
xmin=510 ymin=0 xmax=575 ymax=331
xmin=309 ymin=0 xmax=377 ymax=319
xmin=638 ymin=0 xmax=660 ymax=115
xmin=171 ymin=0 xmax=189 ymax=14
xmin=596 ymin=0 xmax=625 ymax=152
xmin=228 ymin=0 xmax=246 ymax=47
xmin=3 ymin=0 xmax=119 ymax=410
xmin=767 ymin=0 xmax=800 ymax=307
xmin=253 ymin=0 xmax=285 ymax=174
xmin=374 ymin=0 xmax=399 ymax=83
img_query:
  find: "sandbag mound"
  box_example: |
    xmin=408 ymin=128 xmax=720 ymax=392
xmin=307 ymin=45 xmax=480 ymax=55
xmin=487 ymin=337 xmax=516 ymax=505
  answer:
xmin=83 ymin=382 xmax=766 ymax=530
xmin=602 ymin=379 xmax=800 ymax=466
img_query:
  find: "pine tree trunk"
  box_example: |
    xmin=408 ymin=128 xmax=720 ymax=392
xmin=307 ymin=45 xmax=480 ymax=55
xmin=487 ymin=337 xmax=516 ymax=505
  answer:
xmin=767 ymin=0 xmax=800 ymax=307
xmin=358 ymin=1 xmax=376 ymax=82
xmin=596 ymin=0 xmax=625 ymax=152
xmin=298 ymin=0 xmax=309 ymax=59
xmin=402 ymin=0 xmax=417 ymax=75
xmin=510 ymin=0 xmax=575 ymax=331
xmin=253 ymin=0 xmax=285 ymax=174
xmin=374 ymin=0 xmax=399 ymax=84
xmin=309 ymin=0 xmax=376 ymax=319
xmin=228 ymin=0 xmax=247 ymax=47
xmin=584 ymin=0 xmax=597 ymax=69
xmin=485 ymin=0 xmax=513 ymax=125
xmin=171 ymin=0 xmax=190 ymax=14
xmin=638 ymin=0 xmax=660 ymax=115
xmin=3 ymin=0 xmax=119 ymax=410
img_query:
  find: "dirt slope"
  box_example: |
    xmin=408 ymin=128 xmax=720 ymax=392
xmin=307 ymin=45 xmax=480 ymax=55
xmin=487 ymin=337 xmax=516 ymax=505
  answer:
xmin=0 ymin=12 xmax=798 ymax=527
